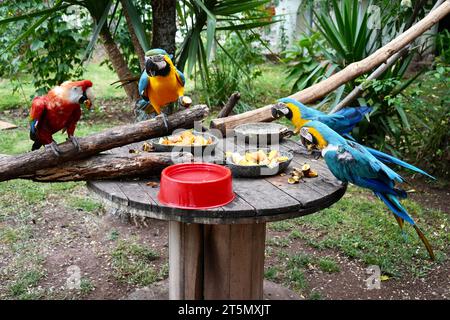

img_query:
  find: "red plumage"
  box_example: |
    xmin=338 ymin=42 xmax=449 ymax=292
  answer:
xmin=29 ymin=80 xmax=93 ymax=150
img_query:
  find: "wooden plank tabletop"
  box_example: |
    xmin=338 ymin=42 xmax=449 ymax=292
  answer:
xmin=88 ymin=136 xmax=346 ymax=224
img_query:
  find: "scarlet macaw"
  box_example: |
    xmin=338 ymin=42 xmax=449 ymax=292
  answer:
xmin=298 ymin=120 xmax=435 ymax=259
xmin=135 ymin=48 xmax=191 ymax=126
xmin=29 ymin=80 xmax=94 ymax=155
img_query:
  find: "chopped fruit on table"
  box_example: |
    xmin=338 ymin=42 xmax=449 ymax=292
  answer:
xmin=287 ymin=163 xmax=318 ymax=184
xmin=159 ymin=130 xmax=213 ymax=146
xmin=226 ymin=149 xmax=289 ymax=168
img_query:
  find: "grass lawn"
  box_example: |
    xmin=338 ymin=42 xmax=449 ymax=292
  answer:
xmin=0 ymin=62 xmax=448 ymax=299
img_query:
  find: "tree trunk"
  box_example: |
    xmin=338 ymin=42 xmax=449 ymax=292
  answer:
xmin=209 ymin=1 xmax=450 ymax=134
xmin=11 ymin=152 xmax=192 ymax=182
xmin=0 ymin=105 xmax=209 ymax=182
xmin=99 ymin=25 xmax=140 ymax=101
xmin=151 ymin=0 xmax=177 ymax=55
xmin=120 ymin=0 xmax=146 ymax=70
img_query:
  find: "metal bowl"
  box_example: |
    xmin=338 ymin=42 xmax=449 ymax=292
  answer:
xmin=149 ymin=131 xmax=219 ymax=155
xmin=225 ymin=149 xmax=293 ymax=178
xmin=234 ymin=123 xmax=293 ymax=146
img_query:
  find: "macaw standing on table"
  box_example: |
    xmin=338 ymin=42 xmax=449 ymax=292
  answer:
xmin=271 ymin=97 xmax=372 ymax=137
xmin=135 ymin=48 xmax=192 ymax=126
xmin=298 ymin=120 xmax=436 ymax=260
xmin=29 ymin=80 xmax=94 ymax=155
xmin=271 ymin=98 xmax=434 ymax=179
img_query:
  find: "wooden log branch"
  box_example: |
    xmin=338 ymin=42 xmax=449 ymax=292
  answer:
xmin=330 ymin=0 xmax=445 ymax=113
xmin=209 ymin=1 xmax=450 ymax=134
xmin=0 ymin=104 xmax=209 ymax=182
xmin=330 ymin=46 xmax=411 ymax=113
xmin=5 ymin=152 xmax=193 ymax=182
xmin=217 ymin=92 xmax=241 ymax=118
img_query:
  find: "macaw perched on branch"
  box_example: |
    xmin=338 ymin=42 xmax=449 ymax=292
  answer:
xmin=135 ymin=48 xmax=192 ymax=127
xmin=298 ymin=120 xmax=436 ymax=260
xmin=29 ymin=80 xmax=94 ymax=155
xmin=271 ymin=97 xmax=372 ymax=138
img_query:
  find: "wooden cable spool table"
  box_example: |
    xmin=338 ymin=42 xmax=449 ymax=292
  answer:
xmin=87 ymin=134 xmax=346 ymax=300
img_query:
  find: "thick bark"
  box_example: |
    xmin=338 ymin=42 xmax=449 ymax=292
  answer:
xmin=0 ymin=105 xmax=209 ymax=182
xmin=100 ymin=25 xmax=140 ymax=101
xmin=209 ymin=1 xmax=450 ymax=134
xmin=151 ymin=0 xmax=177 ymax=55
xmin=121 ymin=0 xmax=146 ymax=70
xmin=12 ymin=152 xmax=193 ymax=182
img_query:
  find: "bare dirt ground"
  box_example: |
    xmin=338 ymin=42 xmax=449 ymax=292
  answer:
xmin=1 ymin=181 xmax=447 ymax=300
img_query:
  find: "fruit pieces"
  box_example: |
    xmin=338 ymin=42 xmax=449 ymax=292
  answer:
xmin=159 ymin=130 xmax=213 ymax=146
xmin=301 ymin=163 xmax=318 ymax=178
xmin=287 ymin=163 xmax=318 ymax=184
xmin=227 ymin=149 xmax=289 ymax=167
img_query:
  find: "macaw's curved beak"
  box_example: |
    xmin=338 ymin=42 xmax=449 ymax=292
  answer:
xmin=79 ymin=92 xmax=92 ymax=109
xmin=299 ymin=127 xmax=320 ymax=158
xmin=146 ymin=54 xmax=168 ymax=77
xmin=271 ymin=102 xmax=290 ymax=119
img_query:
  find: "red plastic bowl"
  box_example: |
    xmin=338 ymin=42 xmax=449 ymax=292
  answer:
xmin=158 ymin=163 xmax=235 ymax=210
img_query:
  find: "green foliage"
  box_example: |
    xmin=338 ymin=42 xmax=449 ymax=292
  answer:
xmin=199 ymin=31 xmax=265 ymax=111
xmin=176 ymin=0 xmax=275 ymax=84
xmin=436 ymin=29 xmax=450 ymax=64
xmin=100 ymin=0 xmax=152 ymax=76
xmin=0 ymin=2 xmax=90 ymax=96
xmin=24 ymin=15 xmax=89 ymax=95
xmin=282 ymin=32 xmax=332 ymax=93
xmin=313 ymin=0 xmax=375 ymax=67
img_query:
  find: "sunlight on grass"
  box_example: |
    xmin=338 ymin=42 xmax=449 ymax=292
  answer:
xmin=0 ymin=63 xmax=126 ymax=113
xmin=84 ymin=64 xmax=126 ymax=100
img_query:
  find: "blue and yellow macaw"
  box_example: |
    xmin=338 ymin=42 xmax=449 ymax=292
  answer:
xmin=271 ymin=97 xmax=435 ymax=179
xmin=136 ymin=48 xmax=191 ymax=125
xmin=298 ymin=120 xmax=435 ymax=260
xmin=271 ymin=97 xmax=372 ymax=138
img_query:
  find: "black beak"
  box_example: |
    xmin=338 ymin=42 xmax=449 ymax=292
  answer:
xmin=271 ymin=102 xmax=290 ymax=119
xmin=146 ymin=54 xmax=168 ymax=77
xmin=79 ymin=92 xmax=88 ymax=104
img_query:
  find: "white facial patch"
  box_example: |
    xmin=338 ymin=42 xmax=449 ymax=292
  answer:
xmin=322 ymin=144 xmax=338 ymax=157
xmin=69 ymin=86 xmax=83 ymax=103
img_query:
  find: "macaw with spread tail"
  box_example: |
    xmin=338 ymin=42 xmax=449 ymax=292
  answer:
xmin=298 ymin=120 xmax=436 ymax=260
xmin=271 ymin=97 xmax=372 ymax=138
xmin=135 ymin=48 xmax=192 ymax=126
xmin=29 ymin=80 xmax=94 ymax=155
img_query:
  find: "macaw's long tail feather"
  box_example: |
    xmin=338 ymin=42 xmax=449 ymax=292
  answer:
xmin=392 ymin=213 xmax=404 ymax=229
xmin=375 ymin=192 xmax=415 ymax=226
xmin=413 ymin=225 xmax=435 ymax=260
xmin=366 ymin=147 xmax=435 ymax=180
xmin=377 ymin=192 xmax=435 ymax=260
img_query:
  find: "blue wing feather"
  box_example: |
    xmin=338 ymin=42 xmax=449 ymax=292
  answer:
xmin=176 ymin=69 xmax=185 ymax=86
xmin=365 ymin=147 xmax=435 ymax=180
xmin=138 ymin=70 xmax=149 ymax=99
